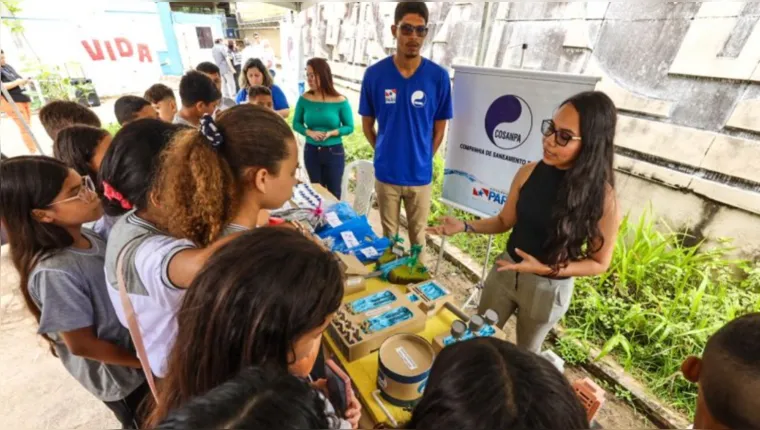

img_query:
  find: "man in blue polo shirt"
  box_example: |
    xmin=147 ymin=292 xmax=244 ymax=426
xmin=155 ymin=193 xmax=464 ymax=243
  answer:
xmin=359 ymin=2 xmax=453 ymax=250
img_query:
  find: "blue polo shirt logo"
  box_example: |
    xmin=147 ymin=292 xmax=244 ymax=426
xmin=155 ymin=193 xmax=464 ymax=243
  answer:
xmin=411 ymin=90 xmax=427 ymax=108
xmin=385 ymin=89 xmax=397 ymax=104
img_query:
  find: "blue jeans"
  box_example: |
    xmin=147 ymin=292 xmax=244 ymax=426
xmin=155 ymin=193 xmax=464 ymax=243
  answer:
xmin=304 ymin=143 xmax=345 ymax=199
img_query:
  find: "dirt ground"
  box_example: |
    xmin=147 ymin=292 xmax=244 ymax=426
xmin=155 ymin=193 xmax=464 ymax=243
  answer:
xmin=0 ymin=247 xmax=119 ymax=428
xmin=423 ymin=250 xmax=654 ymax=429
xmin=0 ymin=211 xmax=653 ymax=429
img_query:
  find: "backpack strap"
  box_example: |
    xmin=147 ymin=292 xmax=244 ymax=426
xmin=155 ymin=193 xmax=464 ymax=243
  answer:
xmin=116 ymin=236 xmax=159 ymax=401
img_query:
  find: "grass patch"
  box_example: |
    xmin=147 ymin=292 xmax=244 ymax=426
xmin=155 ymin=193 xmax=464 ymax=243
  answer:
xmin=563 ymin=214 xmax=760 ymax=416
xmin=104 ymin=122 xmax=121 ymax=136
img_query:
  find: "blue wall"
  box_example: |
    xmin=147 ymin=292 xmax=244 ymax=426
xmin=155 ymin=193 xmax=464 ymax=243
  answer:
xmin=156 ymin=2 xmax=184 ymax=76
xmin=154 ymin=6 xmax=225 ymax=76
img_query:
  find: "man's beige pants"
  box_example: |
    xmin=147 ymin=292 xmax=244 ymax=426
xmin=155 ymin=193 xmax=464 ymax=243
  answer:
xmin=375 ymin=179 xmax=432 ymax=248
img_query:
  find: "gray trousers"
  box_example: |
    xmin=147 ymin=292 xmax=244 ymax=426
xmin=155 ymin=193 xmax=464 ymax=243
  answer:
xmin=478 ymin=252 xmax=575 ymax=353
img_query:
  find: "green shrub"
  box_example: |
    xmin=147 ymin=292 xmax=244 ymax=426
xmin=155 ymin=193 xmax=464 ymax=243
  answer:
xmin=563 ymin=214 xmax=760 ymax=416
xmin=104 ymin=122 xmax=121 ymax=136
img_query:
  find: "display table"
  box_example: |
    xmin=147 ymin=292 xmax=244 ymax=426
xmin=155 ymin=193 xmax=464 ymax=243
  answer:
xmin=308 ymin=182 xmax=459 ymax=426
xmin=324 ymin=278 xmax=460 ymax=427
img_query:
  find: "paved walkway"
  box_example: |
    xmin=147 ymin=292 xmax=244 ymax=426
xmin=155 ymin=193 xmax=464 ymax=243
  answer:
xmin=0 ymin=245 xmax=119 ymax=428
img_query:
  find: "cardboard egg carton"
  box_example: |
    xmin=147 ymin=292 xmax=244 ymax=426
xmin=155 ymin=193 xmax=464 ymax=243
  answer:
xmin=327 ymin=288 xmax=427 ymax=362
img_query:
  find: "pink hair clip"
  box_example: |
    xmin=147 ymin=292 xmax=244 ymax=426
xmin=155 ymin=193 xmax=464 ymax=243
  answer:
xmin=102 ymin=181 xmax=133 ymax=210
xmin=312 ymin=201 xmax=324 ymax=218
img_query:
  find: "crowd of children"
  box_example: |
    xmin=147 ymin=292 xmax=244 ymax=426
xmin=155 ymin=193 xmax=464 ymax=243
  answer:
xmin=1 ymin=49 xmax=759 ymax=430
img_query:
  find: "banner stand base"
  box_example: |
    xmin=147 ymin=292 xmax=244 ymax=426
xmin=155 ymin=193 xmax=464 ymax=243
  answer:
xmin=433 ymin=204 xmax=496 ymax=311
xmin=461 ymin=235 xmax=494 ymax=310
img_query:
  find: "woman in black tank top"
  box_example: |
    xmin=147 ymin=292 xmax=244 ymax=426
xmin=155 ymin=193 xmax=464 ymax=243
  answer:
xmin=428 ymin=91 xmax=621 ymax=352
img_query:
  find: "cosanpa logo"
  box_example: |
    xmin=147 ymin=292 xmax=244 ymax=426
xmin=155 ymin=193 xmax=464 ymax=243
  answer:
xmin=484 ymin=95 xmax=533 ymax=150
xmin=411 ymin=90 xmax=427 ymax=108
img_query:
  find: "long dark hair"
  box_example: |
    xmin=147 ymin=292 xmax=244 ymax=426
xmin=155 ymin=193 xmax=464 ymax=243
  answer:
xmin=546 ymin=91 xmax=617 ymax=273
xmin=53 ymin=125 xmax=109 ymax=183
xmin=146 ymin=227 xmax=344 ymax=425
xmin=409 ymin=337 xmax=589 ymax=430
xmin=307 ymin=57 xmax=340 ymax=98
xmin=239 ymin=58 xmax=273 ymax=90
xmin=157 ymin=367 xmax=332 ymax=429
xmin=0 ymin=156 xmax=73 ymax=356
xmin=98 ymin=119 xmax=181 ymax=217
xmin=155 ymin=104 xmax=293 ymax=246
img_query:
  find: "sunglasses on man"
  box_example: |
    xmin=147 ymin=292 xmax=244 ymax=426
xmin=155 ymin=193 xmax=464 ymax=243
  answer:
xmin=396 ymin=23 xmax=429 ymax=37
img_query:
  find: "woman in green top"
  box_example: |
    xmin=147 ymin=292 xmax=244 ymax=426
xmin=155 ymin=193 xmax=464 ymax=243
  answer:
xmin=293 ymin=58 xmax=354 ymax=199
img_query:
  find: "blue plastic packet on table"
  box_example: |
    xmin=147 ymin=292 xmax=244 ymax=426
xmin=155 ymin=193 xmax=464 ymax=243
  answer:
xmin=362 ymin=307 xmax=414 ymax=334
xmin=315 ymin=202 xmax=359 ymax=235
xmin=351 ymin=237 xmax=391 ymax=263
xmin=319 ymin=216 xmax=374 ymax=252
xmin=318 ymin=216 xmax=390 ymax=262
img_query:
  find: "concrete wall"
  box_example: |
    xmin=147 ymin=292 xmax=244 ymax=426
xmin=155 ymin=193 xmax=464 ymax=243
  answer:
xmin=0 ymin=0 xmax=167 ymax=97
xmin=301 ymin=2 xmax=760 ymax=259
xmin=241 ymin=28 xmax=282 ymax=62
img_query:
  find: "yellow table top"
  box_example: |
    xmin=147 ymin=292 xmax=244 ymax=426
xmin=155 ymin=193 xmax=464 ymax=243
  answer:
xmin=310 ymin=182 xmax=459 ymax=425
xmin=324 ymin=277 xmax=460 ymax=427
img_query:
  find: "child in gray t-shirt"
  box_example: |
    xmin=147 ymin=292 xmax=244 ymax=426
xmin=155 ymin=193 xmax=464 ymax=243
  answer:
xmin=0 ymin=156 xmax=147 ymax=428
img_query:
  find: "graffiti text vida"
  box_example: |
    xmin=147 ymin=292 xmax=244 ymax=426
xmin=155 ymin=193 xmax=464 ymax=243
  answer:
xmin=81 ymin=38 xmax=153 ymax=63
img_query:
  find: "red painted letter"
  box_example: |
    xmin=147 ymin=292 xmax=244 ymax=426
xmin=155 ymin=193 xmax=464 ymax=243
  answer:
xmin=104 ymin=40 xmax=117 ymax=61
xmin=137 ymin=44 xmax=153 ymax=63
xmin=81 ymin=40 xmax=104 ymax=61
xmin=115 ymin=37 xmax=133 ymax=58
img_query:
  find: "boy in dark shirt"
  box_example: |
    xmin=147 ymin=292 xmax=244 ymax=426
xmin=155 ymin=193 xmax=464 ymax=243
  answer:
xmin=114 ymin=95 xmax=157 ymax=125
xmin=682 ymin=313 xmax=760 ymax=429
xmin=173 ymin=71 xmax=221 ymax=128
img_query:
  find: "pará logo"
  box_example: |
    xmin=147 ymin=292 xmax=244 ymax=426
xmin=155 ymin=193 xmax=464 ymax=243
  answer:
xmin=385 ymin=89 xmax=397 ymax=104
xmin=411 ymin=90 xmax=427 ymax=108
xmin=484 ymin=95 xmax=533 ymax=150
xmin=473 ymin=187 xmax=507 ymax=205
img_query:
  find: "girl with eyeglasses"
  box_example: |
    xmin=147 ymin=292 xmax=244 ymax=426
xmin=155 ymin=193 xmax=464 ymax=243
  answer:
xmin=0 ymin=156 xmax=149 ymax=428
xmin=428 ymin=91 xmax=622 ymax=353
